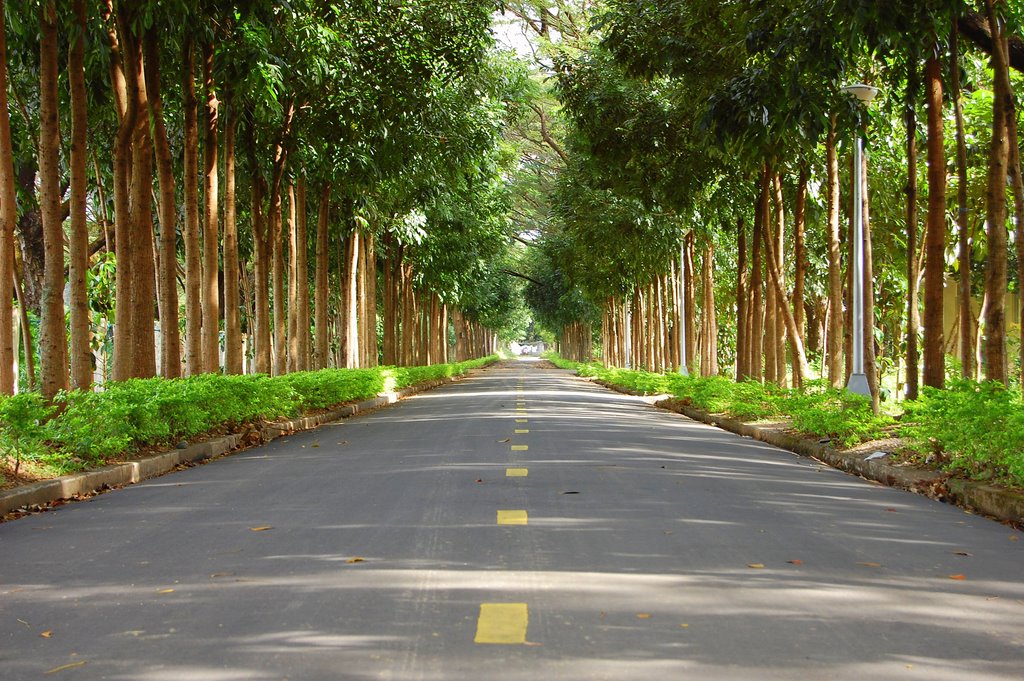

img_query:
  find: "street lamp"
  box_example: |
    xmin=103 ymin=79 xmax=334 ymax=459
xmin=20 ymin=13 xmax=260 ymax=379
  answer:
xmin=842 ymin=83 xmax=879 ymax=397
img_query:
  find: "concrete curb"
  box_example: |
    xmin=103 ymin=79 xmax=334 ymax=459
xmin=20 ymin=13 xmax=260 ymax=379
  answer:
xmin=584 ymin=377 xmax=1024 ymax=527
xmin=0 ymin=373 xmax=469 ymax=518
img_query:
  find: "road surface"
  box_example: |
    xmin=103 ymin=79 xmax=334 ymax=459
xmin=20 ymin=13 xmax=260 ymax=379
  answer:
xmin=2 ymin=360 xmax=1022 ymax=680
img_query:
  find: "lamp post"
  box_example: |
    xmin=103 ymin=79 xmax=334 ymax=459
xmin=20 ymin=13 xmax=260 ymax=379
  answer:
xmin=843 ymin=83 xmax=879 ymax=397
xmin=678 ymin=239 xmax=689 ymax=375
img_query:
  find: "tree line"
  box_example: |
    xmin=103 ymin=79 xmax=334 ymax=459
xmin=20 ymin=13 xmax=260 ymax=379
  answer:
xmin=0 ymin=0 xmax=527 ymax=400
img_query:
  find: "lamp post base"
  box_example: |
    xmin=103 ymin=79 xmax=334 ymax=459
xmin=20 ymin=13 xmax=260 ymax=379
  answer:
xmin=846 ymin=372 xmax=871 ymax=397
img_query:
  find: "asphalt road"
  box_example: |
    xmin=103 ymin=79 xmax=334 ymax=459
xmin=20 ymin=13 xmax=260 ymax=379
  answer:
xmin=2 ymin=359 xmax=1022 ymax=680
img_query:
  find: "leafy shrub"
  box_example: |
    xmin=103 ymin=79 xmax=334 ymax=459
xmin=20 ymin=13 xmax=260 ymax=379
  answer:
xmin=785 ymin=388 xmax=894 ymax=447
xmin=901 ymin=380 xmax=1024 ymax=487
xmin=0 ymin=393 xmax=54 ymax=474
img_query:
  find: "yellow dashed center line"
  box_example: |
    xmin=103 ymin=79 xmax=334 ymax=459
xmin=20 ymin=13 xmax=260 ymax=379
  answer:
xmin=515 ymin=419 xmax=528 ymax=423
xmin=474 ymin=603 xmax=528 ymax=644
xmin=511 ymin=444 xmax=528 ymax=451
xmin=506 ymin=468 xmax=529 ymax=477
xmin=515 ymin=429 xmax=529 ymax=434
xmin=496 ymin=510 xmax=528 ymax=525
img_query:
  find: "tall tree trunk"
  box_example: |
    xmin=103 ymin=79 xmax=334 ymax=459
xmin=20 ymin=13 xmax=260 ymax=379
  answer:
xmin=923 ymin=53 xmax=947 ymax=389
xmin=365 ymin=231 xmax=377 ymax=367
xmin=764 ymin=171 xmax=777 ymax=384
xmin=295 ymin=178 xmax=309 ymax=371
xmin=793 ymin=166 xmax=808 ymax=347
xmin=701 ymin=244 xmax=718 ymax=376
xmin=736 ymin=220 xmax=748 ymax=379
xmin=0 ymin=0 xmax=15 ymax=394
xmin=126 ymin=24 xmax=156 ymax=379
xmin=271 ymin=188 xmax=286 ymax=375
xmin=906 ymin=53 xmax=921 ymax=399
xmin=772 ymin=170 xmax=787 ymax=386
xmin=38 ymin=2 xmax=69 ymax=398
xmin=953 ymin=20 xmax=975 ymax=380
xmin=382 ymin=237 xmax=398 ymax=365
xmin=222 ymin=93 xmax=242 ymax=374
xmin=345 ymin=229 xmax=360 ymax=368
xmin=983 ymin=1 xmax=1010 ymax=384
xmin=314 ymin=183 xmax=330 ymax=369
xmin=1003 ymin=45 xmax=1024 ymax=389
xmin=862 ymin=143 xmax=879 ymax=410
xmin=287 ymin=182 xmax=298 ymax=372
xmin=251 ymin=168 xmax=270 ymax=374
xmin=182 ymin=38 xmax=202 ymax=375
xmin=684 ymin=233 xmax=696 ymax=372
xmin=826 ymin=119 xmax=844 ymax=387
xmin=201 ymin=41 xmax=220 ymax=374
xmin=761 ymin=225 xmax=811 ymax=384
xmin=69 ymin=0 xmax=92 ymax=390
xmin=145 ymin=28 xmax=181 ymax=380
xmin=752 ymin=167 xmax=768 ymax=381
xmin=110 ymin=7 xmax=136 ymax=382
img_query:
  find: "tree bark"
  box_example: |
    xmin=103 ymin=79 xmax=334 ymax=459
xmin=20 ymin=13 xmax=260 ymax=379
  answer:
xmin=0 ymin=0 xmax=15 ymax=394
xmin=906 ymin=52 xmax=921 ymax=399
xmin=825 ymin=119 xmax=844 ymax=387
xmin=69 ymin=0 xmax=92 ymax=390
xmin=983 ymin=0 xmax=1010 ymax=384
xmin=272 ymin=186 xmax=286 ymax=375
xmin=793 ymin=166 xmax=808 ymax=346
xmin=365 ymin=230 xmax=377 ymax=367
xmin=222 ymin=93 xmax=242 ymax=374
xmin=761 ymin=224 xmax=811 ymax=384
xmin=684 ymin=232 xmax=696 ymax=372
xmin=923 ymin=53 xmax=947 ymax=389
xmin=345 ymin=228 xmax=360 ymax=368
xmin=953 ymin=20 xmax=975 ymax=380
xmin=314 ymin=183 xmax=330 ymax=369
xmin=201 ymin=41 xmax=220 ymax=374
xmin=182 ymin=38 xmax=202 ymax=375
xmin=772 ymin=170 xmax=787 ymax=386
xmin=287 ymin=183 xmax=298 ymax=372
xmin=736 ymin=219 xmax=748 ymax=379
xmin=145 ymin=28 xmax=181 ymax=380
xmin=296 ymin=177 xmax=309 ymax=371
xmin=38 ymin=2 xmax=69 ymax=398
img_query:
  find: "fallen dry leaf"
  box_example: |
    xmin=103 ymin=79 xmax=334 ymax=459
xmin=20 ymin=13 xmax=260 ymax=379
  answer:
xmin=209 ymin=572 xmax=233 ymax=578
xmin=857 ymin=562 xmax=882 ymax=568
xmin=311 ymin=443 xmax=320 ymax=448
xmin=948 ymin=574 xmax=967 ymax=580
xmin=40 ymin=630 xmax=53 ymax=638
xmin=1010 ymin=535 xmax=1019 ymax=542
xmin=498 ymin=438 xmax=511 ymax=443
xmin=787 ymin=559 xmax=803 ymax=565
xmin=747 ymin=563 xmax=765 ymax=569
xmin=158 ymin=588 xmax=175 ymax=594
xmin=250 ymin=526 xmax=273 ymax=532
xmin=44 ymin=661 xmax=86 ymax=674
xmin=475 ymin=479 xmax=484 ymax=484
xmin=346 ymin=557 xmax=365 ymax=564
xmin=953 ymin=551 xmax=973 ymax=557
xmin=635 ymin=613 xmax=651 ymax=619
xmin=17 ymin=619 xmax=30 ymax=627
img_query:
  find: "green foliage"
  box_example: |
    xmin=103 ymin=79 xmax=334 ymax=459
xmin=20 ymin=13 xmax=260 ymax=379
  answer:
xmin=901 ymin=381 xmax=1024 ymax=487
xmin=0 ymin=356 xmax=499 ymax=480
xmin=0 ymin=393 xmax=55 ymax=475
xmin=785 ymin=389 xmax=894 ymax=448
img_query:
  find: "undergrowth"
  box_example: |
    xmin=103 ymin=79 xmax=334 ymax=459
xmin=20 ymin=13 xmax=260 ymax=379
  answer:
xmin=0 ymin=355 xmax=499 ymax=484
xmin=545 ymin=353 xmax=1022 ymax=489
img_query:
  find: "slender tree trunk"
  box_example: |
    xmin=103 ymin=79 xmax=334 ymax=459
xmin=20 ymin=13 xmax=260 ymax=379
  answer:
xmin=701 ymin=244 xmax=718 ymax=376
xmin=953 ymin=21 xmax=974 ymax=380
xmin=772 ymin=170 xmax=787 ymax=386
xmin=222 ymin=94 xmax=241 ymax=374
xmin=251 ymin=169 xmax=270 ymax=374
xmin=358 ymin=231 xmax=370 ymax=366
xmin=906 ymin=53 xmax=921 ymax=399
xmin=38 ymin=2 xmax=69 ymax=398
xmin=761 ymin=224 xmax=811 ymax=383
xmin=382 ymin=238 xmax=398 ymax=365
xmin=201 ymin=41 xmax=220 ymax=374
xmin=0 ymin=0 xmax=15 ymax=394
xmin=366 ymin=231 xmax=377 ymax=367
xmin=1003 ymin=50 xmax=1024 ymax=389
xmin=182 ymin=39 xmax=202 ymax=375
xmin=271 ymin=189 xmax=286 ymax=375
xmin=764 ymin=172 xmax=777 ymax=384
xmin=923 ymin=53 xmax=947 ymax=389
xmin=145 ymin=29 xmax=181 ymax=380
xmin=287 ymin=183 xmax=298 ymax=372
xmin=296 ymin=177 xmax=309 ymax=371
xmin=984 ymin=0 xmax=1010 ymax=384
xmin=862 ymin=144 xmax=879 ymax=410
xmin=826 ymin=119 xmax=844 ymax=387
xmin=684 ymin=233 xmax=696 ymax=372
xmin=793 ymin=166 xmax=808 ymax=347
xmin=314 ymin=183 xmax=330 ymax=369
xmin=345 ymin=229 xmax=360 ymax=368
xmin=69 ymin=0 xmax=91 ymax=390
xmin=736 ymin=220 xmax=748 ymax=379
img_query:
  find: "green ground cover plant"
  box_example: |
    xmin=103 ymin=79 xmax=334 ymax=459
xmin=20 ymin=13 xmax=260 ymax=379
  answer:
xmin=0 ymin=356 xmax=499 ymax=485
xmin=545 ymin=354 xmax=1022 ymax=489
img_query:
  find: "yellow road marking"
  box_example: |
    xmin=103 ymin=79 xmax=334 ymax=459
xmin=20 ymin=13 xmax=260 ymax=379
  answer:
xmin=474 ymin=603 xmax=528 ymax=644
xmin=506 ymin=468 xmax=529 ymax=477
xmin=497 ymin=510 xmax=528 ymax=525
xmin=515 ymin=429 xmax=529 ymax=434
xmin=515 ymin=418 xmax=528 ymax=423
xmin=511 ymin=444 xmax=528 ymax=451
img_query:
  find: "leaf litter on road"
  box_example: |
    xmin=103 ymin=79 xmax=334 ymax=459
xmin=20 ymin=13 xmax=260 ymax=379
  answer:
xmin=44 ymin=661 xmax=86 ymax=674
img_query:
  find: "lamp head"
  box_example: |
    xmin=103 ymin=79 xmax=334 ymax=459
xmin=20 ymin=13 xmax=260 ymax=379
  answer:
xmin=842 ymin=84 xmax=880 ymax=104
